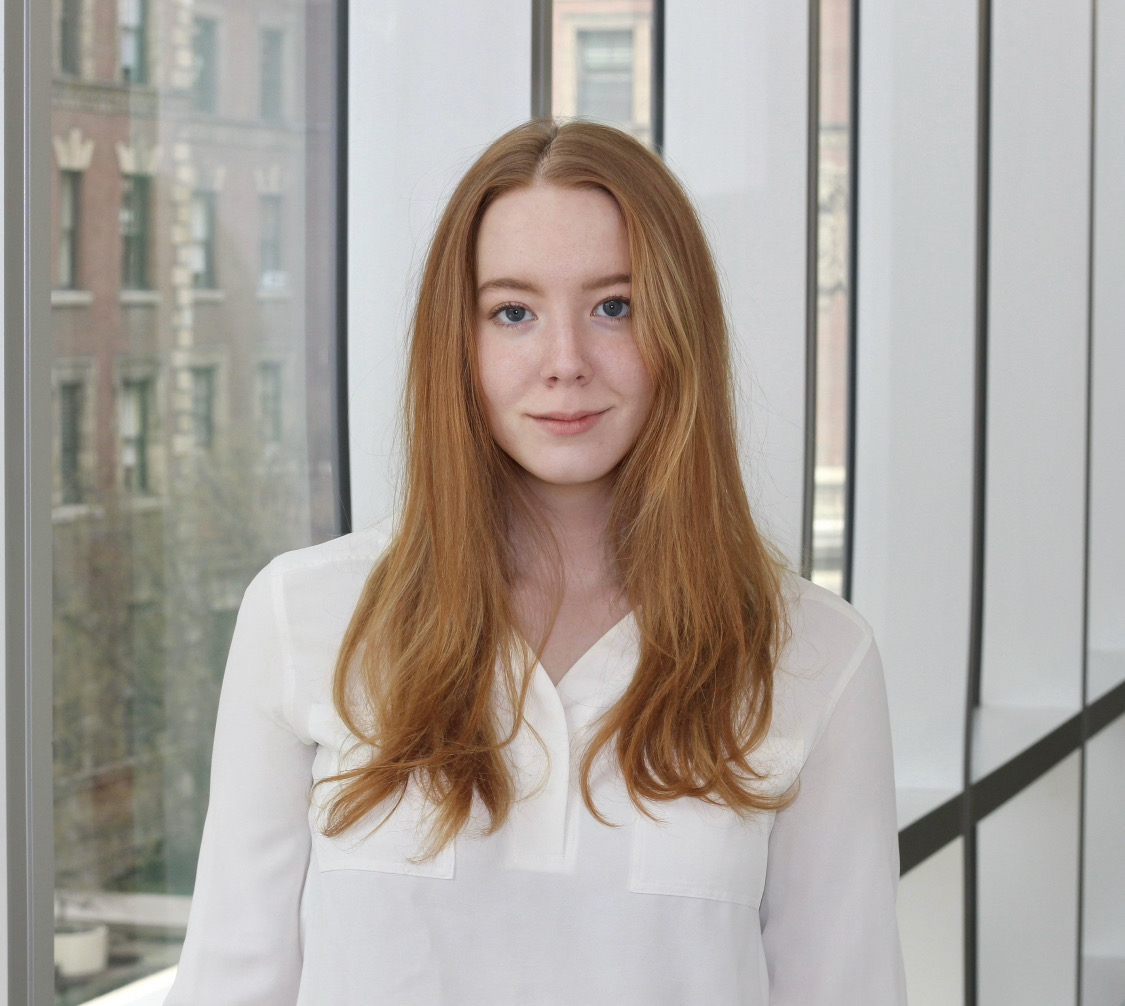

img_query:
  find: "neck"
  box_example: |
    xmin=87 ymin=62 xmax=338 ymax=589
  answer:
xmin=511 ymin=475 xmax=619 ymax=593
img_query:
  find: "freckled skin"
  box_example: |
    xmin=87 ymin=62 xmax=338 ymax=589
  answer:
xmin=475 ymin=185 xmax=655 ymax=497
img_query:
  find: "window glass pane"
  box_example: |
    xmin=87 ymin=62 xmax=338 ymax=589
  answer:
xmin=553 ymin=0 xmax=654 ymax=149
xmin=50 ymin=0 xmax=342 ymax=999
xmin=59 ymin=382 xmax=85 ymax=504
xmin=261 ymin=29 xmax=284 ymax=122
xmin=189 ymin=192 xmax=216 ymax=289
xmin=192 ymin=17 xmax=219 ymax=113
xmin=120 ymin=174 xmax=150 ymax=289
xmin=59 ymin=0 xmax=81 ymax=76
xmin=119 ymin=0 xmax=147 ymax=84
xmin=811 ymin=0 xmax=853 ymax=595
xmin=58 ymin=170 xmax=79 ymax=289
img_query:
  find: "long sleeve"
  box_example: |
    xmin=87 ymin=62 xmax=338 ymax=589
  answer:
xmin=166 ymin=561 xmax=315 ymax=1005
xmin=759 ymin=639 xmax=908 ymax=1005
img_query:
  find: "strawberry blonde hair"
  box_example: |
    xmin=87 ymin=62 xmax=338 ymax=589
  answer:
xmin=320 ymin=119 xmax=793 ymax=858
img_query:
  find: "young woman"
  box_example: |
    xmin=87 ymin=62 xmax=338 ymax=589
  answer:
xmin=167 ymin=119 xmax=906 ymax=1004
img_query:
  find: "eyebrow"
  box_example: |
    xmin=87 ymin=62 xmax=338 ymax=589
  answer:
xmin=476 ymin=273 xmax=632 ymax=297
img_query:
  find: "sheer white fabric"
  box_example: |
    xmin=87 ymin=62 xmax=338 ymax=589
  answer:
xmin=166 ymin=518 xmax=907 ymax=1005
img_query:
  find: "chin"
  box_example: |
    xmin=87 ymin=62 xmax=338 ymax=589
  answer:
xmin=523 ymin=463 xmax=618 ymax=488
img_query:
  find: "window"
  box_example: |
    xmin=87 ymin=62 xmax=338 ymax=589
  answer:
xmin=120 ymin=174 xmax=151 ymax=289
xmin=120 ymin=378 xmax=151 ymax=492
xmin=59 ymin=0 xmax=81 ymax=76
xmin=59 ymin=381 xmax=84 ymax=504
xmin=46 ymin=0 xmax=341 ymax=994
xmin=58 ymin=169 xmax=80 ymax=289
xmin=193 ymin=17 xmax=218 ymax=113
xmin=577 ymin=30 xmax=634 ymax=124
xmin=119 ymin=0 xmax=148 ymax=84
xmin=259 ymin=194 xmax=284 ymax=289
xmin=191 ymin=366 xmax=215 ymax=449
xmin=190 ymin=191 xmax=217 ymax=289
xmin=261 ymin=29 xmax=284 ymax=122
xmin=258 ymin=361 xmax=282 ymax=444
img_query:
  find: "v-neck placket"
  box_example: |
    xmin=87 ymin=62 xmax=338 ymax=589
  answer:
xmin=496 ymin=613 xmax=639 ymax=873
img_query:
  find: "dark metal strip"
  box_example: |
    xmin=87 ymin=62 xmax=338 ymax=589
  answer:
xmin=6 ymin=0 xmax=55 ymax=998
xmin=899 ymin=794 xmax=962 ymax=875
xmin=651 ymin=0 xmax=665 ymax=155
xmin=900 ymin=690 xmax=1125 ymax=873
xmin=335 ymin=0 xmax=351 ymax=535
xmin=800 ymin=0 xmax=821 ymax=581
xmin=963 ymin=1 xmax=993 ymax=1001
xmin=841 ymin=0 xmax=860 ymax=602
xmin=1087 ymin=677 xmax=1125 ymax=738
xmin=531 ymin=0 xmax=552 ymax=120
xmin=973 ymin=712 xmax=1084 ymax=821
xmin=1076 ymin=0 xmax=1099 ymax=999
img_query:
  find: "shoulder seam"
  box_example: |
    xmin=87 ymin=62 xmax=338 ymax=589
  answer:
xmin=802 ymin=623 xmax=876 ymax=761
xmin=264 ymin=560 xmax=302 ymax=737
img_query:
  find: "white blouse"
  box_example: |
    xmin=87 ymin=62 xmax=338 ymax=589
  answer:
xmin=166 ymin=517 xmax=907 ymax=1005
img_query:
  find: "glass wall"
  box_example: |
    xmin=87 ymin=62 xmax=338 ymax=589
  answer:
xmin=552 ymin=0 xmax=654 ymax=148
xmin=48 ymin=0 xmax=342 ymax=999
xmin=810 ymin=0 xmax=853 ymax=594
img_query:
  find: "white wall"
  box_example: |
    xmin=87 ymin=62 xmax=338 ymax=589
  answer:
xmin=980 ymin=0 xmax=1091 ymax=717
xmin=852 ymin=0 xmax=978 ymax=824
xmin=346 ymin=0 xmax=533 ymax=531
xmin=663 ymin=0 xmax=810 ymax=565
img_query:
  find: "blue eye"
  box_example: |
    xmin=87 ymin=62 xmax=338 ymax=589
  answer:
xmin=492 ymin=303 xmax=534 ymax=327
xmin=596 ymin=298 xmax=631 ymax=319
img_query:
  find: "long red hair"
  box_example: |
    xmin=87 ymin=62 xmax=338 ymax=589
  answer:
xmin=319 ymin=119 xmax=793 ymax=858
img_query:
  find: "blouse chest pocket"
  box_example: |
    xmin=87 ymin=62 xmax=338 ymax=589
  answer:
xmin=312 ymin=787 xmax=455 ymax=880
xmin=627 ymin=736 xmax=804 ymax=910
xmin=308 ymin=706 xmax=455 ymax=880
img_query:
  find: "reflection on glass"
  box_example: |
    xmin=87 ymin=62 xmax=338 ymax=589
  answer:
xmin=811 ymin=0 xmax=852 ymax=596
xmin=50 ymin=0 xmax=340 ymax=1000
xmin=552 ymin=0 xmax=654 ymax=149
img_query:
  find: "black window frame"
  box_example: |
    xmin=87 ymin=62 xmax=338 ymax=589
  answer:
xmin=58 ymin=380 xmax=84 ymax=505
xmin=120 ymin=173 xmax=152 ymax=290
xmin=57 ymin=168 xmax=80 ymax=290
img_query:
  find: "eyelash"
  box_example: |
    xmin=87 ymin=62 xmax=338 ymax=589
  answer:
xmin=488 ymin=296 xmax=632 ymax=329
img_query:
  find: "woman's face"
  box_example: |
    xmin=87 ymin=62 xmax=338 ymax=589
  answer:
xmin=475 ymin=184 xmax=655 ymax=497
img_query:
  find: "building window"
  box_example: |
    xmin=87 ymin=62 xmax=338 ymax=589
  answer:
xmin=121 ymin=174 xmax=151 ymax=290
xmin=192 ymin=17 xmax=218 ymax=113
xmin=260 ymin=29 xmax=284 ymax=122
xmin=59 ymin=0 xmax=81 ymax=76
xmin=191 ymin=366 xmax=215 ymax=449
xmin=119 ymin=0 xmax=148 ymax=84
xmin=59 ymin=381 xmax=84 ymax=504
xmin=259 ymin=195 xmax=283 ymax=289
xmin=120 ymin=378 xmax=151 ymax=492
xmin=190 ymin=192 xmax=217 ymax=289
xmin=58 ymin=170 xmax=81 ymax=289
xmin=577 ymin=30 xmax=634 ymax=124
xmin=258 ymin=361 xmax=282 ymax=444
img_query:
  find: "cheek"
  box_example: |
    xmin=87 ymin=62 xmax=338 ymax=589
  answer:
xmin=476 ymin=337 xmax=521 ymax=424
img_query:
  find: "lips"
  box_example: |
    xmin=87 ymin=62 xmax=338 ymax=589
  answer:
xmin=529 ymin=408 xmax=609 ymax=436
xmin=530 ymin=409 xmax=607 ymax=421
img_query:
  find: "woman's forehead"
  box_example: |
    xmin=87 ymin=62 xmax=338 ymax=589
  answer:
xmin=475 ymin=184 xmax=630 ymax=287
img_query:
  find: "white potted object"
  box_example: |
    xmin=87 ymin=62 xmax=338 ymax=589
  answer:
xmin=54 ymin=892 xmax=109 ymax=980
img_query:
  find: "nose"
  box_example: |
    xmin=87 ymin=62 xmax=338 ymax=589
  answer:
xmin=540 ymin=311 xmax=591 ymax=385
